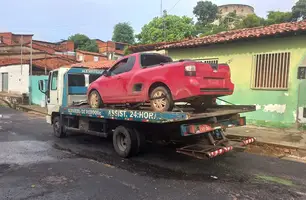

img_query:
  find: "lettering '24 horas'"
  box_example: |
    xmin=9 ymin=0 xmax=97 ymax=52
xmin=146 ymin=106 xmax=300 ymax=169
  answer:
xmin=108 ymin=110 xmax=157 ymax=120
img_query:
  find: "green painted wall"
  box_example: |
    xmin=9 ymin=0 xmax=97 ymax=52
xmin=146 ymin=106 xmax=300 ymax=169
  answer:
xmin=168 ymin=35 xmax=306 ymax=128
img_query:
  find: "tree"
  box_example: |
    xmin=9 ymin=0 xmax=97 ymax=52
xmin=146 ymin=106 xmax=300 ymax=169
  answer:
xmin=198 ymin=24 xmax=228 ymax=37
xmin=68 ymin=34 xmax=99 ymax=52
xmin=136 ymin=14 xmax=196 ymax=44
xmin=292 ymin=0 xmax=306 ymax=21
xmin=123 ymin=46 xmax=132 ymax=55
xmin=112 ymin=22 xmax=135 ymax=44
xmin=266 ymin=11 xmax=292 ymax=25
xmin=193 ymin=1 xmax=218 ymax=25
xmin=238 ymin=14 xmax=265 ymax=28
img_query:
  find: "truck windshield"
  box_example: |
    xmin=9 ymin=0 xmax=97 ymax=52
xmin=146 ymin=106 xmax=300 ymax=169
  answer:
xmin=89 ymin=74 xmax=101 ymax=83
xmin=68 ymin=74 xmax=85 ymax=86
xmin=141 ymin=54 xmax=172 ymax=68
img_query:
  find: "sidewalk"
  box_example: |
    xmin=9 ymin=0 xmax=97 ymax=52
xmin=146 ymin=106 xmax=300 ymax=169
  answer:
xmin=226 ymin=126 xmax=306 ymax=150
xmin=16 ymin=104 xmax=47 ymax=115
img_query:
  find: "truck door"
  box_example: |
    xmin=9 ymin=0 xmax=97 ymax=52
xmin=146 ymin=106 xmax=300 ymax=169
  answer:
xmin=47 ymin=70 xmax=59 ymax=111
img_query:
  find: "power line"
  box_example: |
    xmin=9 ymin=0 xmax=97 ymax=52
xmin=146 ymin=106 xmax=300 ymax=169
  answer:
xmin=168 ymin=0 xmax=183 ymax=12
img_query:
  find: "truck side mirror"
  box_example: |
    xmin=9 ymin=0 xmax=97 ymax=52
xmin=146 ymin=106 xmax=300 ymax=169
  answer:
xmin=103 ymin=70 xmax=111 ymax=77
xmin=38 ymin=80 xmax=47 ymax=94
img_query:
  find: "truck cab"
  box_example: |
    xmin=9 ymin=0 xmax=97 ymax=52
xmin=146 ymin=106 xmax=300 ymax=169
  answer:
xmin=38 ymin=67 xmax=105 ymax=124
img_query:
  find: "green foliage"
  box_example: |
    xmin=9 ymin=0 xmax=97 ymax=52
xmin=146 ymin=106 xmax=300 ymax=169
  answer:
xmin=266 ymin=11 xmax=292 ymax=25
xmin=68 ymin=34 xmax=98 ymax=53
xmin=292 ymin=0 xmax=306 ymax=21
xmin=198 ymin=24 xmax=228 ymax=37
xmin=112 ymin=22 xmax=135 ymax=44
xmin=220 ymin=11 xmax=244 ymax=29
xmin=136 ymin=14 xmax=196 ymax=44
xmin=197 ymin=12 xmax=242 ymax=36
xmin=123 ymin=46 xmax=131 ymax=55
xmin=239 ymin=14 xmax=265 ymax=28
xmin=193 ymin=1 xmax=218 ymax=25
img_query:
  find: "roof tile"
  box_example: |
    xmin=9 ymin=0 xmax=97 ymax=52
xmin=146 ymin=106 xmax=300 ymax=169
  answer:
xmin=71 ymin=60 xmax=115 ymax=69
xmin=161 ymin=20 xmax=306 ymax=49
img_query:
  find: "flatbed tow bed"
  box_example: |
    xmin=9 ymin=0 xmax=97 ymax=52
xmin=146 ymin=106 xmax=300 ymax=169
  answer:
xmin=40 ymin=67 xmax=257 ymax=159
xmin=59 ymin=104 xmax=256 ymax=159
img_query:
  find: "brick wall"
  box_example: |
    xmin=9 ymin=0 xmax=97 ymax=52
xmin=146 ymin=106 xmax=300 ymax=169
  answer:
xmin=76 ymin=51 xmax=107 ymax=62
xmin=0 ymin=33 xmax=33 ymax=45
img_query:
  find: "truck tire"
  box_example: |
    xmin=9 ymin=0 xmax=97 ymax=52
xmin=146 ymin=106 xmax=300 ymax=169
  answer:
xmin=89 ymin=90 xmax=103 ymax=109
xmin=133 ymin=128 xmax=146 ymax=154
xmin=113 ymin=126 xmax=138 ymax=158
xmin=150 ymin=86 xmax=174 ymax=112
xmin=53 ymin=116 xmax=66 ymax=138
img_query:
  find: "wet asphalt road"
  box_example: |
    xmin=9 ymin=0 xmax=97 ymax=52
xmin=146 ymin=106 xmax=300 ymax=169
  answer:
xmin=0 ymin=107 xmax=306 ymax=200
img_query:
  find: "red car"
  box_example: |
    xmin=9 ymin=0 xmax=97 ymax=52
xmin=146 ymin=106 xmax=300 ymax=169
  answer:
xmin=87 ymin=53 xmax=234 ymax=112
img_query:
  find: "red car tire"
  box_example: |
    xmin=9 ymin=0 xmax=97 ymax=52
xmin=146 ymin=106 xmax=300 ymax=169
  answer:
xmin=150 ymin=86 xmax=174 ymax=112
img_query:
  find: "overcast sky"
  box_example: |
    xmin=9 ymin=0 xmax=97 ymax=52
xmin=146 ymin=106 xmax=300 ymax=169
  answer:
xmin=0 ymin=0 xmax=298 ymax=42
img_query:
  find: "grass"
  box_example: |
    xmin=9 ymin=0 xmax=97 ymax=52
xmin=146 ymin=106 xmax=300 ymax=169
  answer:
xmin=246 ymin=119 xmax=294 ymax=129
xmin=255 ymin=174 xmax=294 ymax=186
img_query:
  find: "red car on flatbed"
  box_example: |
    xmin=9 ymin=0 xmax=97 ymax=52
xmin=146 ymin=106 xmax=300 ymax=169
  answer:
xmin=88 ymin=53 xmax=234 ymax=112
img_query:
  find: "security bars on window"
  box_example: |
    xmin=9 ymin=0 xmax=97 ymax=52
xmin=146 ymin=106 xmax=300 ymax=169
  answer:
xmin=195 ymin=58 xmax=219 ymax=65
xmin=252 ymin=52 xmax=290 ymax=90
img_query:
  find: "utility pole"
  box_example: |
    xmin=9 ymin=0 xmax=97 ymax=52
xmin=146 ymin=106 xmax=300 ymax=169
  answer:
xmin=160 ymin=0 xmax=163 ymax=17
xmin=30 ymin=38 xmax=32 ymax=76
xmin=20 ymin=35 xmax=23 ymax=75
xmin=160 ymin=0 xmax=166 ymax=42
xmin=29 ymin=37 xmax=33 ymax=105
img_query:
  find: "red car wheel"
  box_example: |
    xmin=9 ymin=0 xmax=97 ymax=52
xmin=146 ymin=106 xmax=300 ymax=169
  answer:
xmin=150 ymin=86 xmax=174 ymax=112
xmin=89 ymin=90 xmax=103 ymax=108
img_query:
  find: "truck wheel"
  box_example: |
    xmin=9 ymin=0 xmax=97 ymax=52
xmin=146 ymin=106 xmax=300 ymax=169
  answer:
xmin=134 ymin=128 xmax=146 ymax=154
xmin=89 ymin=90 xmax=103 ymax=108
xmin=150 ymin=86 xmax=174 ymax=112
xmin=113 ymin=126 xmax=138 ymax=158
xmin=53 ymin=116 xmax=66 ymax=138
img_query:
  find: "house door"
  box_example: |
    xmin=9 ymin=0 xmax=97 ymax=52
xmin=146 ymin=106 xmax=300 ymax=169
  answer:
xmin=1 ymin=73 xmax=8 ymax=92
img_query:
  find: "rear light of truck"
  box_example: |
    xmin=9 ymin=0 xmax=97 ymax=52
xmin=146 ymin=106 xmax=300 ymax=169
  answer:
xmin=185 ymin=65 xmax=196 ymax=76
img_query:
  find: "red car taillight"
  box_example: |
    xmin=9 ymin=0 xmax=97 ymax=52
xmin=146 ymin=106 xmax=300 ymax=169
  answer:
xmin=185 ymin=65 xmax=196 ymax=76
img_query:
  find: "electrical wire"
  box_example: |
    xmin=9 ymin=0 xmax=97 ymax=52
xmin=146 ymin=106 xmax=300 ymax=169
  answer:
xmin=168 ymin=0 xmax=183 ymax=12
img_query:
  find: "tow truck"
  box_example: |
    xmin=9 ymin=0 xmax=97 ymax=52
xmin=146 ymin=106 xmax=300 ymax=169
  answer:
xmin=38 ymin=67 xmax=257 ymax=159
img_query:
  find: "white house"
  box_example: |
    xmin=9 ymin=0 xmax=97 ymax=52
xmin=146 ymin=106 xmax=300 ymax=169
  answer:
xmin=0 ymin=64 xmax=30 ymax=94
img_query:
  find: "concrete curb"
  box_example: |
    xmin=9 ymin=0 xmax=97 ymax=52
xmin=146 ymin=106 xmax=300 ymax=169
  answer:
xmin=227 ymin=134 xmax=306 ymax=151
xmin=15 ymin=105 xmax=47 ymax=116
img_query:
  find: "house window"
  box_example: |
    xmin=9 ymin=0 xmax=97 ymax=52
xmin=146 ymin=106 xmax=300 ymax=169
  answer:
xmin=196 ymin=58 xmax=219 ymax=65
xmin=94 ymin=56 xmax=99 ymax=62
xmin=252 ymin=52 xmax=290 ymax=90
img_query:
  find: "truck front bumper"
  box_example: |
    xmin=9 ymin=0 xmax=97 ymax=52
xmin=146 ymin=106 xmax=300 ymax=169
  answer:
xmin=46 ymin=115 xmax=52 ymax=124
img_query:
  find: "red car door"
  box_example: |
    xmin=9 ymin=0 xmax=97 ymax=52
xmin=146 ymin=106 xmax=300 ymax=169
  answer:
xmin=103 ymin=56 xmax=136 ymax=103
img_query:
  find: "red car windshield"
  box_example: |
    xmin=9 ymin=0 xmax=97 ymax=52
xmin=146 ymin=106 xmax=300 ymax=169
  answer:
xmin=141 ymin=54 xmax=173 ymax=68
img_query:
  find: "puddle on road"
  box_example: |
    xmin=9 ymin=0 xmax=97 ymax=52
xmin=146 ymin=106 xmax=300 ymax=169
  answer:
xmin=0 ymin=114 xmax=13 ymax=119
xmin=0 ymin=141 xmax=56 ymax=165
xmin=53 ymin=142 xmax=251 ymax=184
